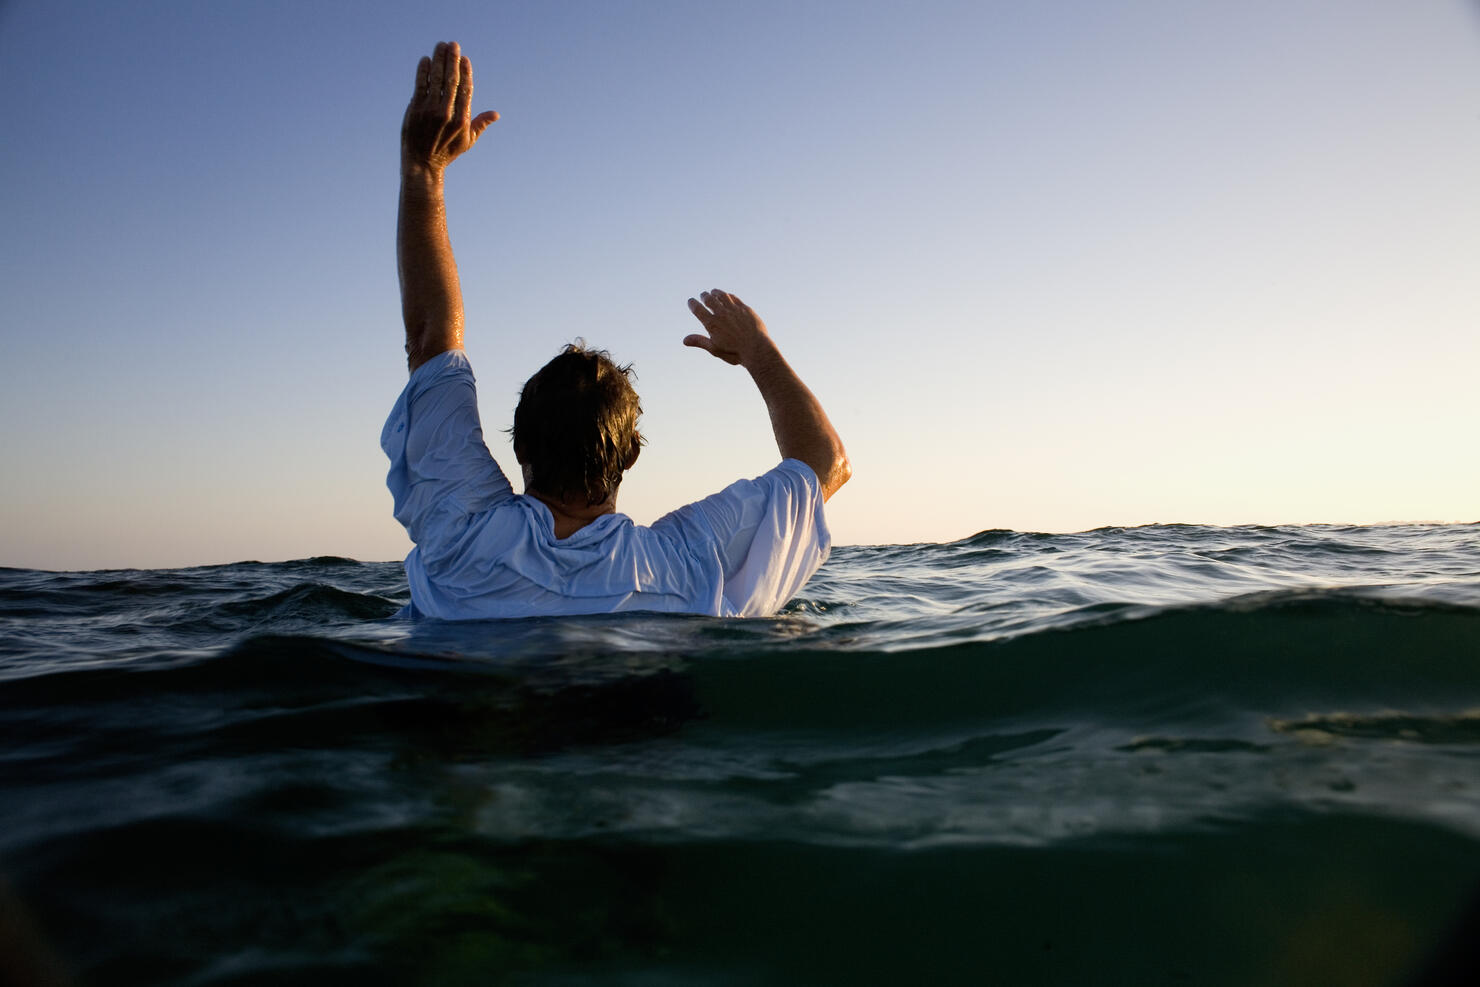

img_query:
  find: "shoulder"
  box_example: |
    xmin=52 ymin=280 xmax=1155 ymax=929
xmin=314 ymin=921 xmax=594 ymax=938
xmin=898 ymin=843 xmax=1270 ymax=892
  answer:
xmin=408 ymin=347 xmax=474 ymax=387
xmin=712 ymin=459 xmax=822 ymax=505
xmin=768 ymin=458 xmax=822 ymax=491
xmin=650 ymin=459 xmax=824 ymax=545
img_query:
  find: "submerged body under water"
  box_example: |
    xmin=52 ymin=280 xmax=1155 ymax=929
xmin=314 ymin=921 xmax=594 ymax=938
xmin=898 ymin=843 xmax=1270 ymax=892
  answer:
xmin=1 ymin=523 xmax=1478 ymax=986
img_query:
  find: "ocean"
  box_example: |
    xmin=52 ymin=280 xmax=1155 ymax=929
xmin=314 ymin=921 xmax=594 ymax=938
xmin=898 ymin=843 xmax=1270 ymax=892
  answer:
xmin=1 ymin=523 xmax=1477 ymax=986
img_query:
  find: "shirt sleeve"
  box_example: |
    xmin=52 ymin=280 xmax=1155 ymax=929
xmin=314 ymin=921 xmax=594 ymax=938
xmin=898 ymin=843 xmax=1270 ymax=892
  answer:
xmin=381 ymin=350 xmax=514 ymax=557
xmin=651 ymin=459 xmax=832 ymax=617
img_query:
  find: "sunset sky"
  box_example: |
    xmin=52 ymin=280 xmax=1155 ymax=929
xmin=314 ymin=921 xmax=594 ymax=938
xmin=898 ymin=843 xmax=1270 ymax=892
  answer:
xmin=2 ymin=0 xmax=1477 ymax=570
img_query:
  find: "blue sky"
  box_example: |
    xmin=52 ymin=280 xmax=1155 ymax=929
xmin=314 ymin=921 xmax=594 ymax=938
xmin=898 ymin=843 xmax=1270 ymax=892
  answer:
xmin=2 ymin=0 xmax=1478 ymax=569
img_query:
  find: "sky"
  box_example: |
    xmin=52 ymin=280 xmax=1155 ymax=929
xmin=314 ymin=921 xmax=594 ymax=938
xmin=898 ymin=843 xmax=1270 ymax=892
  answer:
xmin=1 ymin=0 xmax=1478 ymax=570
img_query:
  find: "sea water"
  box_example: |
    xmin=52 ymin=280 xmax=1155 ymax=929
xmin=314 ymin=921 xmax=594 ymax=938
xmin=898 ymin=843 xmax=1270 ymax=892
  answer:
xmin=1 ymin=523 xmax=1477 ymax=985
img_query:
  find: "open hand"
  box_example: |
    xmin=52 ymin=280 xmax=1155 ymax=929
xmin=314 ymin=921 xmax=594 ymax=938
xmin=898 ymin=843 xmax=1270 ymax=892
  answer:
xmin=684 ymin=290 xmax=771 ymax=367
xmin=402 ymin=42 xmax=499 ymax=172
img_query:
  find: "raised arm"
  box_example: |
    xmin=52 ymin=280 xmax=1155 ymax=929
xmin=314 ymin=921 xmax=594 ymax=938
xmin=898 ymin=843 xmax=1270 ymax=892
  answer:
xmin=685 ymin=290 xmax=851 ymax=501
xmin=398 ymin=42 xmax=499 ymax=372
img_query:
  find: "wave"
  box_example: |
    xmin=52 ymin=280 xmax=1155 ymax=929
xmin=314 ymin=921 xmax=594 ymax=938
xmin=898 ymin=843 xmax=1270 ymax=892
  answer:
xmin=5 ymin=589 xmax=1475 ymax=740
xmin=212 ymin=582 xmax=401 ymax=622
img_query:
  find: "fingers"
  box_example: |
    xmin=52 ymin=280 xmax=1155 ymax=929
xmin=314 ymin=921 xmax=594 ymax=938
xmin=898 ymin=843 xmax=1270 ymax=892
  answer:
xmin=441 ymin=44 xmax=460 ymax=111
xmin=701 ymin=289 xmax=750 ymax=318
xmin=454 ymin=55 xmax=473 ymax=124
xmin=413 ymin=56 xmax=430 ymax=98
xmin=685 ymin=297 xmax=746 ymax=365
xmin=471 ymin=110 xmax=500 ymax=140
xmin=682 ymin=333 xmax=742 ymax=365
xmin=457 ymin=53 xmax=499 ymax=141
xmin=424 ymin=42 xmax=461 ymax=111
xmin=691 ymin=290 xmax=742 ymax=317
xmin=427 ymin=42 xmax=448 ymax=97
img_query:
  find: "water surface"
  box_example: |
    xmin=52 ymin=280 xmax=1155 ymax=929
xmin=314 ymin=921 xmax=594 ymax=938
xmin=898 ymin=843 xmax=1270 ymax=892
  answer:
xmin=2 ymin=523 xmax=1478 ymax=985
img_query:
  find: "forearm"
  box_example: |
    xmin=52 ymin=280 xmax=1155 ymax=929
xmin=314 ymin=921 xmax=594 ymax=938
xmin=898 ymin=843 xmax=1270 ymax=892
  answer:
xmin=744 ymin=341 xmax=851 ymax=500
xmin=397 ymin=164 xmax=466 ymax=372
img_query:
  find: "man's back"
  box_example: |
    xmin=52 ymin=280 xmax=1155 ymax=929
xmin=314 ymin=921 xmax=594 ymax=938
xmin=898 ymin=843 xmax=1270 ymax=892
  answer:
xmin=385 ymin=351 xmax=831 ymax=619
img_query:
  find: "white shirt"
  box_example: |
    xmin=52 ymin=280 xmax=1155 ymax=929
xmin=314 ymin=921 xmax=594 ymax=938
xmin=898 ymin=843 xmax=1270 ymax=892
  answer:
xmin=381 ymin=350 xmax=831 ymax=619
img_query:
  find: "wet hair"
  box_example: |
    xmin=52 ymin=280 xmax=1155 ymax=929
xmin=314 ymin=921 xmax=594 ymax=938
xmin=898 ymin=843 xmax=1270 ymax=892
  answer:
xmin=512 ymin=342 xmax=643 ymax=506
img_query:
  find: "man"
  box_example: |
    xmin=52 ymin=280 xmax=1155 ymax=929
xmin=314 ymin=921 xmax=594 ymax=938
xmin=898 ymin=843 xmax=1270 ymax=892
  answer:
xmin=383 ymin=42 xmax=850 ymax=619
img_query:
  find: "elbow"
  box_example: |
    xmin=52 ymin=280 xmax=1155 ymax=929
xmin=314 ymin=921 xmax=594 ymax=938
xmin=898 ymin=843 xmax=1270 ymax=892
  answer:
xmin=820 ymin=449 xmax=851 ymax=502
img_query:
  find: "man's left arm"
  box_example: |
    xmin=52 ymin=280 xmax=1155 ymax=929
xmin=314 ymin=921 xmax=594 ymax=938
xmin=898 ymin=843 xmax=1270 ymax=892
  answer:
xmin=398 ymin=42 xmax=499 ymax=372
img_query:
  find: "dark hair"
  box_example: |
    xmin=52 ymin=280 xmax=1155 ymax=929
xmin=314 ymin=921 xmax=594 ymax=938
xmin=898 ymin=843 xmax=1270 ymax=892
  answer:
xmin=512 ymin=342 xmax=643 ymax=506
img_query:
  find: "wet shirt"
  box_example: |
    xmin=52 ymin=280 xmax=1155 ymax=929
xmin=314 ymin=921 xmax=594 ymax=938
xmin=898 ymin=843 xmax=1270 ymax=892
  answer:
xmin=381 ymin=349 xmax=831 ymax=619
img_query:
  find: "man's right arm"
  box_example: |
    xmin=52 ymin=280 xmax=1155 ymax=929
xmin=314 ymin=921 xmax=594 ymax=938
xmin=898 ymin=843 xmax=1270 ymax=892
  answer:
xmin=398 ymin=42 xmax=498 ymax=373
xmin=684 ymin=290 xmax=851 ymax=501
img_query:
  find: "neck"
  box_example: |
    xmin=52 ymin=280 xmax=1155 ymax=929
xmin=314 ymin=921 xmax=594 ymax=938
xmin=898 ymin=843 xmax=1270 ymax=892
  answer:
xmin=524 ymin=486 xmax=618 ymax=540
